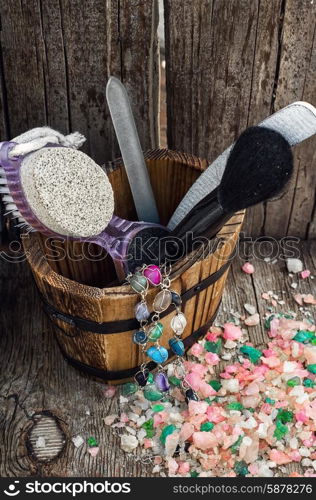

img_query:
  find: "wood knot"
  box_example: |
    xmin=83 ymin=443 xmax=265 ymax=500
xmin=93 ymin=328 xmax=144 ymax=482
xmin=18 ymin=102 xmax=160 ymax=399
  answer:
xmin=26 ymin=411 xmax=66 ymax=463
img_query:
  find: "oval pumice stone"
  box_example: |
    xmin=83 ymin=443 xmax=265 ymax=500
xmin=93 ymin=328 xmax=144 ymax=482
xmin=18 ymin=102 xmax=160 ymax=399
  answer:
xmin=20 ymin=147 xmax=114 ymax=237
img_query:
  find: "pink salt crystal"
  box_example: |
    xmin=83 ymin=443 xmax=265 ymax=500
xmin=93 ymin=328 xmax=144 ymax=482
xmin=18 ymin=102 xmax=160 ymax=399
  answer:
xmin=199 ymin=381 xmax=217 ymax=398
xmin=262 ymin=356 xmax=281 ymax=368
xmin=243 ymin=381 xmax=259 ymax=395
xmin=206 ymin=405 xmax=226 ymax=423
xmin=88 ymin=446 xmax=100 ymax=457
xmin=178 ymin=461 xmax=190 ymax=475
xmin=189 ymin=414 xmax=207 ymax=428
xmin=180 ymin=422 xmax=195 ymax=441
xmin=188 ymin=400 xmax=208 ymax=416
xmin=303 ymin=294 xmax=316 ymax=304
xmin=120 ymin=413 xmax=129 ymax=423
xmin=245 ymin=313 xmax=260 ymax=326
xmin=210 ymin=326 xmax=223 ymax=336
xmin=262 ymin=349 xmax=275 ymax=357
xmin=225 ymin=365 xmax=238 ymax=373
xmin=154 ymin=455 xmax=163 ymax=464
xmin=294 ymin=294 xmax=304 ymax=306
xmin=103 ymin=386 xmax=116 ymax=398
xmin=143 ymin=438 xmax=152 ymax=449
xmin=262 ymin=292 xmax=270 ymax=300
xmin=248 ymin=464 xmax=259 ymax=475
xmin=304 ymin=346 xmax=316 ymax=364
xmin=190 ymin=342 xmax=204 ymax=357
xmin=241 ymin=395 xmax=261 ymax=408
xmin=165 ymin=432 xmax=180 ymax=457
xmin=189 ymin=362 xmax=208 ymax=377
xmin=167 ymin=457 xmax=179 ymax=475
xmin=269 ymin=449 xmax=291 ymax=465
xmin=206 ymin=332 xmax=218 ymax=342
xmin=223 ymin=323 xmax=242 ymax=340
xmin=192 ymin=431 xmax=217 ymax=450
xmin=295 ymin=410 xmax=308 ymax=423
xmin=242 ymin=262 xmax=254 ymax=274
xmin=154 ymin=413 xmax=163 ymax=427
xmin=289 ymin=450 xmax=301 ymax=462
xmin=184 ymin=372 xmax=201 ymax=391
xmin=103 ymin=415 xmax=117 ymax=426
xmin=301 ymin=269 xmax=311 ymax=279
xmin=205 ymin=352 xmax=220 ymax=365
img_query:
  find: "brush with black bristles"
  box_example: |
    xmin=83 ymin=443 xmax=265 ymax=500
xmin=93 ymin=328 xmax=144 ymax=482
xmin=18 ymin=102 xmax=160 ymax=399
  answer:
xmin=128 ymin=126 xmax=294 ymax=268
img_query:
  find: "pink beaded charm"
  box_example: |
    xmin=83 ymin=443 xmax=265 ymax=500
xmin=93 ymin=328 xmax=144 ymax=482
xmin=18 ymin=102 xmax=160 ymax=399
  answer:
xmin=143 ymin=264 xmax=162 ymax=286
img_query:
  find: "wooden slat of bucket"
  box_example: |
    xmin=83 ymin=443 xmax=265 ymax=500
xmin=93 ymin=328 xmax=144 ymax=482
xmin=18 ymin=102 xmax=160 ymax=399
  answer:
xmin=22 ymin=149 xmax=244 ymax=383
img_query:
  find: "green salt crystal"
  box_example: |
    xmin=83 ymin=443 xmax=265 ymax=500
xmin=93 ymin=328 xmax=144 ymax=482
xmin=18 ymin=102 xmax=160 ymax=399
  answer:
xmin=311 ymin=338 xmax=316 ymax=346
xmin=141 ymin=418 xmax=155 ymax=438
xmin=160 ymin=424 xmax=177 ymax=444
xmin=87 ymin=437 xmax=98 ymax=447
xmin=208 ymin=380 xmax=222 ymax=392
xmin=152 ymin=404 xmax=165 ymax=412
xmin=200 ymin=422 xmax=214 ymax=431
xmin=307 ymin=364 xmax=316 ymax=374
xmin=147 ymin=373 xmax=154 ymax=384
xmin=234 ymin=460 xmax=249 ymax=476
xmin=169 ymin=375 xmax=181 ymax=387
xmin=121 ymin=382 xmax=138 ymax=396
xmin=240 ymin=345 xmax=262 ymax=364
xmin=293 ymin=330 xmax=315 ymax=343
xmin=144 ymin=385 xmax=163 ymax=401
xmin=190 ymin=471 xmax=199 ymax=477
xmin=277 ymin=409 xmax=293 ymax=424
xmin=248 ymin=408 xmax=255 ymax=413
xmin=205 ymin=339 xmax=222 ymax=354
xmin=227 ymin=402 xmax=243 ymax=411
xmin=230 ymin=435 xmax=243 ymax=453
xmin=287 ymin=376 xmax=301 ymax=387
xmin=274 ymin=420 xmax=288 ymax=440
xmin=204 ymin=397 xmax=215 ymax=404
xmin=265 ymin=397 xmax=275 ymax=405
xmin=303 ymin=378 xmax=315 ymax=388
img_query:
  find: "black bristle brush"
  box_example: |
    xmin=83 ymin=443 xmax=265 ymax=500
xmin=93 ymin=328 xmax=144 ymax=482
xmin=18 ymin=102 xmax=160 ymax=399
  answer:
xmin=127 ymin=126 xmax=293 ymax=270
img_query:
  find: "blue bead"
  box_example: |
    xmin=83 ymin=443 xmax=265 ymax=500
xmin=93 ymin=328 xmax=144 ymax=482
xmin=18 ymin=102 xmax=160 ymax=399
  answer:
xmin=169 ymin=338 xmax=185 ymax=356
xmin=133 ymin=330 xmax=148 ymax=345
xmin=146 ymin=346 xmax=168 ymax=364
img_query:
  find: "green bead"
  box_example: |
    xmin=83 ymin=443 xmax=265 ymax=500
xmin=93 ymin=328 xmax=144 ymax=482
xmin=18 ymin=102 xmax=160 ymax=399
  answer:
xmin=307 ymin=364 xmax=316 ymax=374
xmin=147 ymin=373 xmax=154 ymax=384
xmin=240 ymin=345 xmax=262 ymax=364
xmin=293 ymin=330 xmax=315 ymax=343
xmin=129 ymin=273 xmax=148 ymax=293
xmin=144 ymin=384 xmax=163 ymax=401
xmin=121 ymin=382 xmax=138 ymax=396
xmin=287 ymin=376 xmax=301 ymax=387
xmin=152 ymin=404 xmax=165 ymax=412
xmin=227 ymin=402 xmax=244 ymax=411
xmin=208 ymin=380 xmax=222 ymax=392
xmin=200 ymin=422 xmax=214 ymax=432
xmin=230 ymin=435 xmax=243 ymax=454
xmin=274 ymin=420 xmax=289 ymax=440
xmin=169 ymin=375 xmax=181 ymax=387
xmin=234 ymin=460 xmax=249 ymax=476
xmin=277 ymin=409 xmax=293 ymax=424
xmin=265 ymin=397 xmax=275 ymax=405
xmin=148 ymin=322 xmax=164 ymax=341
xmin=303 ymin=378 xmax=315 ymax=388
xmin=141 ymin=418 xmax=155 ymax=438
xmin=205 ymin=339 xmax=222 ymax=354
xmin=87 ymin=437 xmax=98 ymax=447
xmin=190 ymin=471 xmax=199 ymax=477
xmin=160 ymin=424 xmax=177 ymax=445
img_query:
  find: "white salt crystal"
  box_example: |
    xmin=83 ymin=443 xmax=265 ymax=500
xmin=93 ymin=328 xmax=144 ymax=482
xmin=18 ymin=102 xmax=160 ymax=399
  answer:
xmin=244 ymin=303 xmax=256 ymax=315
xmin=289 ymin=437 xmax=298 ymax=449
xmin=286 ymin=258 xmax=303 ymax=273
xmin=283 ymin=361 xmax=298 ymax=373
xmin=224 ymin=340 xmax=237 ymax=349
xmin=72 ymin=435 xmax=84 ymax=448
xmin=36 ymin=436 xmax=46 ymax=448
xmin=121 ymin=434 xmax=139 ymax=453
xmin=291 ymin=283 xmax=298 ymax=289
xmin=299 ymin=447 xmax=311 ymax=457
xmin=302 ymin=458 xmax=312 ymax=467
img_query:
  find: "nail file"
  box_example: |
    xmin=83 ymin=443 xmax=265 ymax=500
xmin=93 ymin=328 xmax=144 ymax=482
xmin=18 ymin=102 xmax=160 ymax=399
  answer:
xmin=167 ymin=101 xmax=316 ymax=230
xmin=106 ymin=76 xmax=160 ymax=224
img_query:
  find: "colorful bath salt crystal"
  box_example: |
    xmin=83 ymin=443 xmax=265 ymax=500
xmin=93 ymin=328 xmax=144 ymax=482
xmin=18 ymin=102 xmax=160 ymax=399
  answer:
xmin=205 ymin=338 xmax=222 ymax=354
xmin=306 ymin=364 xmax=316 ymax=374
xmin=160 ymin=424 xmax=177 ymax=444
xmin=226 ymin=402 xmax=243 ymax=411
xmin=104 ymin=386 xmax=116 ymax=398
xmin=169 ymin=337 xmax=185 ymax=356
xmin=190 ymin=471 xmax=199 ymax=477
xmin=200 ymin=422 xmax=214 ymax=432
xmin=141 ymin=418 xmax=155 ymax=438
xmin=241 ymin=262 xmax=254 ymax=274
xmin=153 ymin=289 xmax=172 ymax=313
xmin=148 ymin=322 xmax=164 ymax=341
xmin=265 ymin=397 xmax=275 ymax=405
xmin=171 ymin=291 xmax=182 ymax=307
xmin=303 ymin=378 xmax=315 ymax=387
xmin=208 ymin=380 xmax=222 ymax=392
xmin=274 ymin=420 xmax=289 ymax=440
xmin=121 ymin=382 xmax=138 ymax=396
xmin=169 ymin=375 xmax=181 ymax=386
xmin=129 ymin=273 xmax=148 ymax=293
xmin=190 ymin=342 xmax=204 ymax=357
xmin=135 ymin=301 xmax=150 ymax=322
xmin=88 ymin=446 xmax=99 ymax=457
xmin=133 ymin=329 xmax=148 ymax=345
xmin=240 ymin=345 xmax=262 ymax=364
xmin=287 ymin=376 xmax=301 ymax=387
xmin=152 ymin=404 xmax=165 ymax=412
xmin=171 ymin=312 xmax=187 ymax=334
xmin=144 ymin=384 xmax=163 ymax=401
xmin=293 ymin=330 xmax=315 ymax=343
xmin=87 ymin=436 xmax=98 ymax=447
xmin=230 ymin=435 xmax=243 ymax=454
xmin=234 ymin=460 xmax=249 ymax=476
xmin=154 ymin=372 xmax=170 ymax=392
xmin=143 ymin=264 xmax=162 ymax=286
xmin=277 ymin=409 xmax=293 ymax=424
xmin=286 ymin=258 xmax=303 ymax=274
xmin=301 ymin=269 xmax=311 ymax=279
xmin=223 ymin=323 xmax=242 ymax=340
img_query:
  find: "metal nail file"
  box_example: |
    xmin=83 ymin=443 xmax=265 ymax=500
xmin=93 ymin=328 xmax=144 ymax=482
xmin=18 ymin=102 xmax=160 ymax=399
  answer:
xmin=168 ymin=101 xmax=316 ymax=230
xmin=106 ymin=76 xmax=160 ymax=224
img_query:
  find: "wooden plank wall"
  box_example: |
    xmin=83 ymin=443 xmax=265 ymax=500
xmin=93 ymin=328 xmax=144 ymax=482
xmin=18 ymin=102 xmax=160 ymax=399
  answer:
xmin=164 ymin=0 xmax=316 ymax=239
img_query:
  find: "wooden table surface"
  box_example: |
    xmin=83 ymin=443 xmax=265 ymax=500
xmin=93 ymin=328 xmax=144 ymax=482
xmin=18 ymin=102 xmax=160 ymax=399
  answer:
xmin=0 ymin=241 xmax=315 ymax=477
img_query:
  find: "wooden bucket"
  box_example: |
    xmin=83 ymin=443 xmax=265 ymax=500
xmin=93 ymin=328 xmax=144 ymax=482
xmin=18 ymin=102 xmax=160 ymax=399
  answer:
xmin=22 ymin=149 xmax=244 ymax=384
